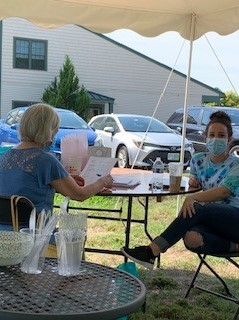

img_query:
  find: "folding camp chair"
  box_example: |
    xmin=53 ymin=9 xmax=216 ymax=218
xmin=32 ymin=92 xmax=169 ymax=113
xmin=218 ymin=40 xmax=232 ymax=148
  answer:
xmin=0 ymin=195 xmax=34 ymax=231
xmin=185 ymin=252 xmax=239 ymax=320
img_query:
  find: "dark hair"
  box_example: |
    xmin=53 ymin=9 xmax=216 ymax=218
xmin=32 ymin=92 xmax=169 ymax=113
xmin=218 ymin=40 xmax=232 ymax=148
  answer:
xmin=205 ymin=111 xmax=233 ymax=137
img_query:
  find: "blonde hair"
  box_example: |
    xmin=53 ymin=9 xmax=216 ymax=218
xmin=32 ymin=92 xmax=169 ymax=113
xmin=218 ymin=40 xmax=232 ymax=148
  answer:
xmin=19 ymin=103 xmax=60 ymax=145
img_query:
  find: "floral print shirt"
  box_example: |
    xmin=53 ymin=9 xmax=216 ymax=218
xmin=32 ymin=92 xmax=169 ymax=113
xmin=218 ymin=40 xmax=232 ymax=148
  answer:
xmin=0 ymin=148 xmax=68 ymax=212
xmin=190 ymin=152 xmax=239 ymax=208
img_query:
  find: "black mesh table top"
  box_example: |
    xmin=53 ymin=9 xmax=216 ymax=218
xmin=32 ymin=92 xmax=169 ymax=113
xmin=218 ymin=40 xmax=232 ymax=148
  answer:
xmin=0 ymin=259 xmax=146 ymax=320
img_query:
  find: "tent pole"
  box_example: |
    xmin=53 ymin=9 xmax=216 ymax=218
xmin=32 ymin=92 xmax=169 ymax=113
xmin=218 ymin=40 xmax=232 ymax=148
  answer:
xmin=177 ymin=13 xmax=196 ymax=213
xmin=180 ymin=13 xmax=196 ymax=164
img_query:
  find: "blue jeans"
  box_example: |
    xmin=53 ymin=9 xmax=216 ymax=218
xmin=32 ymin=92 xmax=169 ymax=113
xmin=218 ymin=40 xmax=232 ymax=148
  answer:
xmin=153 ymin=202 xmax=239 ymax=254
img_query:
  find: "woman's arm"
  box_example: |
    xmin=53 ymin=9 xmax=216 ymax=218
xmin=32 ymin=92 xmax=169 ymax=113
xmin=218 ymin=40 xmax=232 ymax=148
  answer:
xmin=179 ymin=185 xmax=231 ymax=218
xmin=71 ymin=174 xmax=85 ymax=186
xmin=51 ymin=174 xmax=113 ymax=201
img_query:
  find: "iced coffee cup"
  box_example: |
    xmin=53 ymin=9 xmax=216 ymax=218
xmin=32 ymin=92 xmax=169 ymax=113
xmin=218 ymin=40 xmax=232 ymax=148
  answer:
xmin=168 ymin=162 xmax=184 ymax=193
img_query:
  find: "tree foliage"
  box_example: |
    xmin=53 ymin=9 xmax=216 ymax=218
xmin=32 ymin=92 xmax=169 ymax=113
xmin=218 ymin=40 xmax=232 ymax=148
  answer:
xmin=42 ymin=55 xmax=90 ymax=119
xmin=220 ymin=90 xmax=239 ymax=107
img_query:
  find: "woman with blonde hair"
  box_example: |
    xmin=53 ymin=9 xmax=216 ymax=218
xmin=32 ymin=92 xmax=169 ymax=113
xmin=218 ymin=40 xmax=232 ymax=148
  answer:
xmin=0 ymin=103 xmax=113 ymax=214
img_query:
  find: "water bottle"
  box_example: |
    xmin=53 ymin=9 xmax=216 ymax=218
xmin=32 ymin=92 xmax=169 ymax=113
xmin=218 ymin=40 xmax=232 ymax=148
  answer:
xmin=152 ymin=157 xmax=164 ymax=190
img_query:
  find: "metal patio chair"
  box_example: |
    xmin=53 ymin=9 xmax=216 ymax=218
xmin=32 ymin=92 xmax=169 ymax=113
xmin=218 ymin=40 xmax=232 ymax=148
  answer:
xmin=185 ymin=252 xmax=239 ymax=320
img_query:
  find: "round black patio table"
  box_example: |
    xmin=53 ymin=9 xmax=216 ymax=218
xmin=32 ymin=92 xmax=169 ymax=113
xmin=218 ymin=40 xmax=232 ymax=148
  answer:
xmin=0 ymin=259 xmax=146 ymax=320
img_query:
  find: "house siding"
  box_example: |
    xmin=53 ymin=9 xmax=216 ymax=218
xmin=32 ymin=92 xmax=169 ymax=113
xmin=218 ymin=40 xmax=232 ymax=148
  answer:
xmin=0 ymin=18 xmax=221 ymax=122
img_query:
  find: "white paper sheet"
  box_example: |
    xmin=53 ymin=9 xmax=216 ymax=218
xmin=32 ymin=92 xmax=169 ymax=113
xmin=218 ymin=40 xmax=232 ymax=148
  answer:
xmin=81 ymin=156 xmax=117 ymax=185
xmin=112 ymin=174 xmax=141 ymax=188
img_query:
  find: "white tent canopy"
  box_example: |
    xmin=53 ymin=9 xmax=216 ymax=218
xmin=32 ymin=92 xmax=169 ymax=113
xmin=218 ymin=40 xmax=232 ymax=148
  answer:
xmin=1 ymin=0 xmax=239 ymax=40
xmin=1 ymin=0 xmax=239 ymax=164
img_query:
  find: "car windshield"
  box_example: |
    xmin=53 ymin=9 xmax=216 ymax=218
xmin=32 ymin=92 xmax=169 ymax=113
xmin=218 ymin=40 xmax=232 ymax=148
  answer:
xmin=118 ymin=116 xmax=173 ymax=133
xmin=224 ymin=110 xmax=239 ymax=126
xmin=202 ymin=109 xmax=239 ymax=127
xmin=57 ymin=111 xmax=89 ymax=129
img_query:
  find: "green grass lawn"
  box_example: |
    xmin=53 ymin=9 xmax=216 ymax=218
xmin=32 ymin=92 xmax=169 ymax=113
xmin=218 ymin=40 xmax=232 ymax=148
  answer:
xmin=54 ymin=194 xmax=239 ymax=320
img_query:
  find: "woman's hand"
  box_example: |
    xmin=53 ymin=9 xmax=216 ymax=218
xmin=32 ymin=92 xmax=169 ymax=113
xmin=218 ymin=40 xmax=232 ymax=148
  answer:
xmin=71 ymin=174 xmax=85 ymax=186
xmin=179 ymin=196 xmax=197 ymax=218
xmin=52 ymin=174 xmax=114 ymax=202
xmin=189 ymin=175 xmax=201 ymax=188
xmin=99 ymin=174 xmax=113 ymax=189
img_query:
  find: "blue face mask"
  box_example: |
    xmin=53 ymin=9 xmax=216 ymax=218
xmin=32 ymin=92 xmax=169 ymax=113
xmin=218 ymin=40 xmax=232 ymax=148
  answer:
xmin=206 ymin=138 xmax=228 ymax=156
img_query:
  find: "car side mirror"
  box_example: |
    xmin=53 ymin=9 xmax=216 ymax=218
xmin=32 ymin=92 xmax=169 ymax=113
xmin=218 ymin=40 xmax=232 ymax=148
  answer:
xmin=176 ymin=126 xmax=182 ymax=133
xmin=104 ymin=126 xmax=115 ymax=134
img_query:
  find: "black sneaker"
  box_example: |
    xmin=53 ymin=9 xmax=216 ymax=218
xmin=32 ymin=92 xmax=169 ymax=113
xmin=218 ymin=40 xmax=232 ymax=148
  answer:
xmin=121 ymin=246 xmax=156 ymax=269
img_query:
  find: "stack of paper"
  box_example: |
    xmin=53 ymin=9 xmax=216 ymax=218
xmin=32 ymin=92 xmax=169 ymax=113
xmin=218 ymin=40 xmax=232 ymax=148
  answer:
xmin=112 ymin=175 xmax=141 ymax=189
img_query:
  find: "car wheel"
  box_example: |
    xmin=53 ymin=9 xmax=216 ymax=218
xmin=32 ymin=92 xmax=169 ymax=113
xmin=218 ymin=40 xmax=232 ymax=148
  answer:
xmin=229 ymin=145 xmax=239 ymax=157
xmin=117 ymin=146 xmax=129 ymax=168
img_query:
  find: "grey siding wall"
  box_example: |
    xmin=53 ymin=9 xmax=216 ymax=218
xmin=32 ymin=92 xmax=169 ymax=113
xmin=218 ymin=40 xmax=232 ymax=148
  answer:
xmin=1 ymin=18 xmax=219 ymax=122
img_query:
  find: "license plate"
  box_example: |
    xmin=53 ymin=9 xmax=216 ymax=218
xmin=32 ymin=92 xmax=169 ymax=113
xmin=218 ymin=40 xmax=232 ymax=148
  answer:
xmin=167 ymin=153 xmax=180 ymax=161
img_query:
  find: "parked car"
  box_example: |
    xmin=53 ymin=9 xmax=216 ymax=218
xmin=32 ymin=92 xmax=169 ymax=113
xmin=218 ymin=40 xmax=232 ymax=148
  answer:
xmin=0 ymin=107 xmax=102 ymax=152
xmin=89 ymin=113 xmax=194 ymax=168
xmin=166 ymin=106 xmax=239 ymax=155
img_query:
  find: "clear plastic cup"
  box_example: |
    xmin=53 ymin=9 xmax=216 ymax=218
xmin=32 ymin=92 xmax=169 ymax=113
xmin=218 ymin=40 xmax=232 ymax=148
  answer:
xmin=20 ymin=228 xmax=51 ymax=274
xmin=168 ymin=162 xmax=184 ymax=193
xmin=58 ymin=214 xmax=87 ymax=233
xmin=55 ymin=230 xmax=86 ymax=276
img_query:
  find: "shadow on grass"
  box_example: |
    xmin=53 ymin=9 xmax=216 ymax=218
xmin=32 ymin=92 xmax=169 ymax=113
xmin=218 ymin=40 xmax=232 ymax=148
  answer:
xmin=129 ymin=267 xmax=238 ymax=320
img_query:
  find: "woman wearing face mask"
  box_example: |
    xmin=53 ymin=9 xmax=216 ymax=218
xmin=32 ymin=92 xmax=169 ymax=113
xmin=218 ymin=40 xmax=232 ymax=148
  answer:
xmin=0 ymin=103 xmax=113 ymax=220
xmin=121 ymin=111 xmax=239 ymax=269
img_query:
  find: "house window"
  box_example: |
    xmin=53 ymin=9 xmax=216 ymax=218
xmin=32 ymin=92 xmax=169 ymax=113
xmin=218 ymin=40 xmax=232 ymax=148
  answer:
xmin=13 ymin=38 xmax=47 ymax=70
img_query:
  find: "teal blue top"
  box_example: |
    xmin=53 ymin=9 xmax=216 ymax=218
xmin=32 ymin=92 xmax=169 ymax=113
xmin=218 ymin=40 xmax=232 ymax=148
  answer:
xmin=190 ymin=152 xmax=239 ymax=208
xmin=0 ymin=148 xmax=68 ymax=212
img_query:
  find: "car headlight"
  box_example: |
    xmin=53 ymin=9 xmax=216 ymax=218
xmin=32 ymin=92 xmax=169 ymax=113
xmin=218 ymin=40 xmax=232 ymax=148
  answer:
xmin=94 ymin=136 xmax=104 ymax=146
xmin=143 ymin=142 xmax=162 ymax=148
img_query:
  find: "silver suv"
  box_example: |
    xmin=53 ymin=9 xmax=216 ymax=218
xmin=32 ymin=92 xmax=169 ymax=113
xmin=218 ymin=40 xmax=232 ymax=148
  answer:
xmin=166 ymin=106 xmax=239 ymax=155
